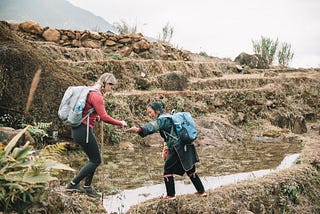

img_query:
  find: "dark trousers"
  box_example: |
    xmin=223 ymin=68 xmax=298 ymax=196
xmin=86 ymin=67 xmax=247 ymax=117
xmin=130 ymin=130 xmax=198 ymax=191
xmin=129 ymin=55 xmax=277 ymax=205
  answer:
xmin=164 ymin=165 xmax=205 ymax=196
xmin=71 ymin=123 xmax=102 ymax=186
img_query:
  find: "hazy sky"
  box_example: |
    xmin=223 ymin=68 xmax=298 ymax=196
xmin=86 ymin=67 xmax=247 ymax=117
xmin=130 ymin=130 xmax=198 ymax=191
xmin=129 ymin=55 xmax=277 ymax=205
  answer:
xmin=67 ymin=0 xmax=320 ymax=68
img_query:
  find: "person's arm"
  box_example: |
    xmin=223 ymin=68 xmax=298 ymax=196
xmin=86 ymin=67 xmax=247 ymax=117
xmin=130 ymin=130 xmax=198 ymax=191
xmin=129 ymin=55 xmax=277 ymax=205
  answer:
xmin=126 ymin=118 xmax=165 ymax=137
xmin=90 ymin=92 xmax=125 ymax=126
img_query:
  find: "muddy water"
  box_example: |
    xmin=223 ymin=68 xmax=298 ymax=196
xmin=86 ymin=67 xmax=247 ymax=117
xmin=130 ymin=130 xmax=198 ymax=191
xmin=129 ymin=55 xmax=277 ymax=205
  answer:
xmin=101 ymin=142 xmax=302 ymax=213
xmin=104 ymin=153 xmax=300 ymax=213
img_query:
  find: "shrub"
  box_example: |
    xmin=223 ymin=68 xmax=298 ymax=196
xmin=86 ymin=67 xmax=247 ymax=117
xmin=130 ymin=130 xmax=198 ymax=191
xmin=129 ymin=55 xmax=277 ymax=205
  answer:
xmin=26 ymin=122 xmax=52 ymax=144
xmin=277 ymin=42 xmax=294 ymax=66
xmin=252 ymin=36 xmax=279 ymax=65
xmin=0 ymin=126 xmax=74 ymax=212
xmin=252 ymin=36 xmax=295 ymax=67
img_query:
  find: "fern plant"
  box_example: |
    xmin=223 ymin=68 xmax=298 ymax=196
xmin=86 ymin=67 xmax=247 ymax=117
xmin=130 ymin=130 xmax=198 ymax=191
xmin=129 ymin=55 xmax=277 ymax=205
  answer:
xmin=24 ymin=122 xmax=52 ymax=144
xmin=0 ymin=126 xmax=74 ymax=212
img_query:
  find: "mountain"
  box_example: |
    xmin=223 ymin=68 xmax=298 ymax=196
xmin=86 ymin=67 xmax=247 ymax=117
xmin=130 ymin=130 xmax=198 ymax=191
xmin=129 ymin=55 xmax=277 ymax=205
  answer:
xmin=0 ymin=0 xmax=117 ymax=33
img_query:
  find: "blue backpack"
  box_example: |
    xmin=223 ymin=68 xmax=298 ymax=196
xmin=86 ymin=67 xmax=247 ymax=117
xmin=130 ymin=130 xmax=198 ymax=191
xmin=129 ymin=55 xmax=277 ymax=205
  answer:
xmin=160 ymin=111 xmax=198 ymax=145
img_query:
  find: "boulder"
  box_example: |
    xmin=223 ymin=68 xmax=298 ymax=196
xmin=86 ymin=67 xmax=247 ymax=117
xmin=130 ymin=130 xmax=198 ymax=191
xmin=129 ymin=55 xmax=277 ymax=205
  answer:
xmin=234 ymin=52 xmax=269 ymax=69
xmin=42 ymin=28 xmax=61 ymax=42
xmin=0 ymin=127 xmax=35 ymax=146
xmin=19 ymin=20 xmax=43 ymax=35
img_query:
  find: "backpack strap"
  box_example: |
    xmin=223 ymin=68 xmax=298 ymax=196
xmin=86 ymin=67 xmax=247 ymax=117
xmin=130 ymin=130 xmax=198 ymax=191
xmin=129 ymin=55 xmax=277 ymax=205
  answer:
xmin=163 ymin=126 xmax=178 ymax=141
xmin=82 ymin=108 xmax=95 ymax=143
xmin=160 ymin=114 xmax=178 ymax=142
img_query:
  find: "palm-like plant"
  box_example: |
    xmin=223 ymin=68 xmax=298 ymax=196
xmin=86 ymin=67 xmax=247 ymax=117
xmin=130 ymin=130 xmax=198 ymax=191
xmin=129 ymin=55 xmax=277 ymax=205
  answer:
xmin=0 ymin=126 xmax=74 ymax=212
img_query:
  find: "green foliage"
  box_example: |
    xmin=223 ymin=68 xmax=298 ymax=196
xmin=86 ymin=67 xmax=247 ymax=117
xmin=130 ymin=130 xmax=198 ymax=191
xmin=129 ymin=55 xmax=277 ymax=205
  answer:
xmin=252 ymin=36 xmax=279 ymax=65
xmin=0 ymin=126 xmax=74 ymax=212
xmin=277 ymin=42 xmax=294 ymax=66
xmin=113 ymin=20 xmax=137 ymax=34
xmin=0 ymin=113 xmax=14 ymax=127
xmin=111 ymin=53 xmax=123 ymax=60
xmin=283 ymin=185 xmax=298 ymax=202
xmin=26 ymin=122 xmax=52 ymax=144
xmin=158 ymin=22 xmax=174 ymax=43
xmin=252 ymin=36 xmax=294 ymax=67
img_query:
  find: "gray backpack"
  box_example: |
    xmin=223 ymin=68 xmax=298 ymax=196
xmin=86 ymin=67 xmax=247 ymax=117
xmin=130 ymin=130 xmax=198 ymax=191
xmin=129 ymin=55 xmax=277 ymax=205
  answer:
xmin=58 ymin=86 xmax=96 ymax=142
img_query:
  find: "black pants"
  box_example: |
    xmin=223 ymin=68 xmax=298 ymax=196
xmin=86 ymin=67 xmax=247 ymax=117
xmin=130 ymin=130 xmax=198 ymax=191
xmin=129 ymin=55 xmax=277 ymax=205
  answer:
xmin=164 ymin=165 xmax=205 ymax=196
xmin=71 ymin=123 xmax=101 ymax=186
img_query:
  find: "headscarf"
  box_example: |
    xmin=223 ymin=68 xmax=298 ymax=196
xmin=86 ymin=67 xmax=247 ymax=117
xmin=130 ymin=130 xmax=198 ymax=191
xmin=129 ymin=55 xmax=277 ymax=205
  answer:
xmin=147 ymin=100 xmax=165 ymax=114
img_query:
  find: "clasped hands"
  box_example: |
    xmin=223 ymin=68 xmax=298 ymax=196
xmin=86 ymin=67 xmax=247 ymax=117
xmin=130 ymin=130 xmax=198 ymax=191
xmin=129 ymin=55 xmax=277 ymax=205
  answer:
xmin=125 ymin=126 xmax=140 ymax=133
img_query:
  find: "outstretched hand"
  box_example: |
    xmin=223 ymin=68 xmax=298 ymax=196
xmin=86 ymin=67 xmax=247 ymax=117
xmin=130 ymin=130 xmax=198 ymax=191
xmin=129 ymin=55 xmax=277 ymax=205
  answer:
xmin=120 ymin=120 xmax=128 ymax=127
xmin=125 ymin=127 xmax=140 ymax=133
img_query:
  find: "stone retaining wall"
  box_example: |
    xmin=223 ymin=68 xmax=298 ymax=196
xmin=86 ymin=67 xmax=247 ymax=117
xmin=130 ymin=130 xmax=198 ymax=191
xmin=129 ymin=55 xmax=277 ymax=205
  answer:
xmin=8 ymin=20 xmax=191 ymax=61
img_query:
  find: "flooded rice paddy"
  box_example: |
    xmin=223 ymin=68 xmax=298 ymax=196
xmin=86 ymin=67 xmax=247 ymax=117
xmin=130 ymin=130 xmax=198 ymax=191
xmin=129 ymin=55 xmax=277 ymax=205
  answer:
xmin=100 ymin=141 xmax=302 ymax=213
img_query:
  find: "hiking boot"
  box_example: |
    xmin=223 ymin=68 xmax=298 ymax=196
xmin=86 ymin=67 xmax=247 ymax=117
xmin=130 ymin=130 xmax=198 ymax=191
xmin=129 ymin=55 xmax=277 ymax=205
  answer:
xmin=162 ymin=195 xmax=176 ymax=200
xmin=195 ymin=191 xmax=207 ymax=197
xmin=66 ymin=183 xmax=85 ymax=193
xmin=83 ymin=186 xmax=102 ymax=198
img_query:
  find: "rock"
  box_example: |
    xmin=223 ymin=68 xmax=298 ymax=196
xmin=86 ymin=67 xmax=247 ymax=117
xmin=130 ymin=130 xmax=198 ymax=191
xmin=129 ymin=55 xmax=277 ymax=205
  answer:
xmin=118 ymin=37 xmax=132 ymax=44
xmin=0 ymin=127 xmax=35 ymax=146
xmin=81 ymin=39 xmax=101 ymax=48
xmin=42 ymin=28 xmax=61 ymax=42
xmin=9 ymin=22 xmax=20 ymax=31
xmin=19 ymin=20 xmax=43 ymax=35
xmin=105 ymin=40 xmax=116 ymax=46
xmin=234 ymin=52 xmax=269 ymax=69
xmin=132 ymin=40 xmax=151 ymax=53
xmin=90 ymin=32 xmax=102 ymax=40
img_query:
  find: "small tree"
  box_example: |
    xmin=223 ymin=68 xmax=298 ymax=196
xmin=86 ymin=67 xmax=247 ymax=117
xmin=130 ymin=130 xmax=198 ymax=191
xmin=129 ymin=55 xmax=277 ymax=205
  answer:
xmin=252 ymin=36 xmax=279 ymax=65
xmin=158 ymin=22 xmax=174 ymax=43
xmin=277 ymin=42 xmax=294 ymax=67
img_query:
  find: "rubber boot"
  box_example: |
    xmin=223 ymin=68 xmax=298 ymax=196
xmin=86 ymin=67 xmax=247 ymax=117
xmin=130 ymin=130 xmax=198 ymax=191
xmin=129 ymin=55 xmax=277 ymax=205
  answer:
xmin=164 ymin=175 xmax=175 ymax=196
xmin=188 ymin=173 xmax=205 ymax=193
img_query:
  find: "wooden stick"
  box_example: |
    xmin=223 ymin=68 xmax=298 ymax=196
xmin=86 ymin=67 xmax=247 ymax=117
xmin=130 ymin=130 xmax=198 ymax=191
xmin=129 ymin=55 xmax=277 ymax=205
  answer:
xmin=100 ymin=122 xmax=104 ymax=164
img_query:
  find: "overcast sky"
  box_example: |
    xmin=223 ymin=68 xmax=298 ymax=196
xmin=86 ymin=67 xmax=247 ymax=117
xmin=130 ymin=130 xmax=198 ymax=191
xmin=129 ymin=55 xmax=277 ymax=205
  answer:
xmin=68 ymin=0 xmax=320 ymax=68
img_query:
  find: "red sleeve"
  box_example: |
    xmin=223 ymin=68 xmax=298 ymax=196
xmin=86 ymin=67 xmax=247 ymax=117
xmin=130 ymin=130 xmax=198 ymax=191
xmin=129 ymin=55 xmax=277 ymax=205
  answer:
xmin=89 ymin=92 xmax=123 ymax=126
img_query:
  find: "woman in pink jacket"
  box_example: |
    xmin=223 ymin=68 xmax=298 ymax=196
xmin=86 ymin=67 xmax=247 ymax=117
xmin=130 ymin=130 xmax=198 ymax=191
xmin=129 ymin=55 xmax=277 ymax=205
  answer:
xmin=66 ymin=73 xmax=127 ymax=197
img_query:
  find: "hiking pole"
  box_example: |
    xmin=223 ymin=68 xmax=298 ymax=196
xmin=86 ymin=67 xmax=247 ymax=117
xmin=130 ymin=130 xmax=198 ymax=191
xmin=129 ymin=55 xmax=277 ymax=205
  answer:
xmin=100 ymin=122 xmax=104 ymax=164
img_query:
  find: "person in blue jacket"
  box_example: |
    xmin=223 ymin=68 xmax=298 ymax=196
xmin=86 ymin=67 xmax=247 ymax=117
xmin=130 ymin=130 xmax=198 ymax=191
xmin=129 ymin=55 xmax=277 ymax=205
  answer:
xmin=126 ymin=100 xmax=206 ymax=199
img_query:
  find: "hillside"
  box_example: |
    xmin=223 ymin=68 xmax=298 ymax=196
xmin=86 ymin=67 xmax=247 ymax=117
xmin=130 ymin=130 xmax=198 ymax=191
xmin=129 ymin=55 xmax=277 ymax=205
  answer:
xmin=0 ymin=0 xmax=116 ymax=33
xmin=0 ymin=20 xmax=320 ymax=213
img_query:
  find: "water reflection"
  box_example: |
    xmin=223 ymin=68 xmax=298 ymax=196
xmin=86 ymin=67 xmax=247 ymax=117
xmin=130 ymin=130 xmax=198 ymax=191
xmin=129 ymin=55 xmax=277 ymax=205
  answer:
xmin=103 ymin=153 xmax=300 ymax=213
